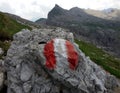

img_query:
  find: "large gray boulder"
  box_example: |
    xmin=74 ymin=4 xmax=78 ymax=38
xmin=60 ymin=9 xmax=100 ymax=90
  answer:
xmin=5 ymin=28 xmax=119 ymax=93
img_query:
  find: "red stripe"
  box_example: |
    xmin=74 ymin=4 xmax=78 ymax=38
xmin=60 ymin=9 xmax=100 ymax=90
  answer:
xmin=66 ymin=41 xmax=79 ymax=70
xmin=44 ymin=40 xmax=56 ymax=69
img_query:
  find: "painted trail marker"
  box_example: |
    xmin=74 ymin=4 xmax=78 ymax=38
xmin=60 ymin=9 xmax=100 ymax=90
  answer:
xmin=44 ymin=39 xmax=79 ymax=70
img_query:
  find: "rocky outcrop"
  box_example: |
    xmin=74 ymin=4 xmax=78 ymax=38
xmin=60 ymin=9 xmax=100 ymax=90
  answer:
xmin=5 ymin=28 xmax=119 ymax=93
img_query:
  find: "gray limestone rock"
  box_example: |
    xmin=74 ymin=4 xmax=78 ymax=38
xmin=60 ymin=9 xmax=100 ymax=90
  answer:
xmin=5 ymin=28 xmax=120 ymax=93
xmin=0 ymin=71 xmax=4 ymax=91
xmin=0 ymin=60 xmax=5 ymax=91
xmin=20 ymin=63 xmax=33 ymax=82
xmin=23 ymin=81 xmax=32 ymax=93
xmin=0 ymin=48 xmax=4 ymax=55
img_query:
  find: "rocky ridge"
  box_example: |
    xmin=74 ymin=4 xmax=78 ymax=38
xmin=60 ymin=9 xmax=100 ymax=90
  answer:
xmin=4 ymin=28 xmax=120 ymax=93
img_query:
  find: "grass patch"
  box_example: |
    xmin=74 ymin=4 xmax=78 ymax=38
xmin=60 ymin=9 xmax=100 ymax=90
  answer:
xmin=0 ymin=12 xmax=31 ymax=40
xmin=0 ymin=12 xmax=32 ymax=59
xmin=75 ymin=39 xmax=120 ymax=78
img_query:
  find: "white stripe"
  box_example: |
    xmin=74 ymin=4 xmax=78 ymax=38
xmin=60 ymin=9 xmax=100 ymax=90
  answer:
xmin=54 ymin=39 xmax=69 ymax=69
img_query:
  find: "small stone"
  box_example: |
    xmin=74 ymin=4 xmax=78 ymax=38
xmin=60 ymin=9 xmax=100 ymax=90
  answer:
xmin=66 ymin=78 xmax=79 ymax=87
xmin=20 ymin=64 xmax=33 ymax=82
xmin=67 ymin=33 xmax=74 ymax=42
xmin=0 ymin=60 xmax=4 ymax=66
xmin=0 ymin=72 xmax=4 ymax=90
xmin=11 ymin=83 xmax=23 ymax=93
xmin=0 ymin=48 xmax=4 ymax=55
xmin=23 ymin=82 xmax=32 ymax=93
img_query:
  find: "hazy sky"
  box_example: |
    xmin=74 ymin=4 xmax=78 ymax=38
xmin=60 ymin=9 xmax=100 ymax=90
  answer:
xmin=0 ymin=0 xmax=120 ymax=21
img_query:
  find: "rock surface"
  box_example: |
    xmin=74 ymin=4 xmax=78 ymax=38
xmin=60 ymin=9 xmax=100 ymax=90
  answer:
xmin=0 ymin=60 xmax=5 ymax=91
xmin=0 ymin=48 xmax=4 ymax=55
xmin=5 ymin=28 xmax=120 ymax=93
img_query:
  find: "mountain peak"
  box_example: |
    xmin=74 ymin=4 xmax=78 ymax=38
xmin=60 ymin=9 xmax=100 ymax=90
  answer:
xmin=54 ymin=4 xmax=64 ymax=10
xmin=55 ymin=4 xmax=60 ymax=8
xmin=47 ymin=4 xmax=66 ymax=19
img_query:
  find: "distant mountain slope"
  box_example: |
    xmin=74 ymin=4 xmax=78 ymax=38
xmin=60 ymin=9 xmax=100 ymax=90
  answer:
xmin=84 ymin=8 xmax=120 ymax=21
xmin=0 ymin=11 xmax=31 ymax=40
xmin=44 ymin=5 xmax=120 ymax=57
xmin=47 ymin=5 xmax=120 ymax=26
xmin=35 ymin=18 xmax=46 ymax=24
xmin=5 ymin=12 xmax=41 ymax=28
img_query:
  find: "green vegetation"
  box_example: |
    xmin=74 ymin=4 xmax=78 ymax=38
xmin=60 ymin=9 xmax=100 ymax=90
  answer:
xmin=0 ymin=12 xmax=31 ymax=59
xmin=0 ymin=12 xmax=31 ymax=40
xmin=75 ymin=39 xmax=120 ymax=78
xmin=0 ymin=41 xmax=10 ymax=59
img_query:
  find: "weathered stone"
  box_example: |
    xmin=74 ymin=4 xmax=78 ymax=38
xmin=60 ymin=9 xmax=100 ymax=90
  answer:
xmin=0 ymin=48 xmax=4 ymax=55
xmin=66 ymin=33 xmax=74 ymax=42
xmin=5 ymin=28 xmax=120 ymax=93
xmin=0 ymin=60 xmax=5 ymax=91
xmin=23 ymin=82 xmax=32 ymax=93
xmin=0 ymin=72 xmax=4 ymax=90
xmin=0 ymin=60 xmax=4 ymax=67
xmin=20 ymin=63 xmax=33 ymax=82
xmin=10 ymin=83 xmax=23 ymax=93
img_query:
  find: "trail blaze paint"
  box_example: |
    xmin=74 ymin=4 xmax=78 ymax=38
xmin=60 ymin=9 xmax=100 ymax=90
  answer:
xmin=44 ymin=40 xmax=56 ymax=69
xmin=43 ymin=39 xmax=79 ymax=70
xmin=66 ymin=40 xmax=79 ymax=70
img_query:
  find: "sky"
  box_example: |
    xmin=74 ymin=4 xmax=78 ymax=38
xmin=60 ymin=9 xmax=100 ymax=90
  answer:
xmin=0 ymin=0 xmax=120 ymax=21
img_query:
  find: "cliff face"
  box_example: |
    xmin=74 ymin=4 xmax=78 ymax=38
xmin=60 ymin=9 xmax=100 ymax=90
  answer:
xmin=5 ymin=28 xmax=119 ymax=93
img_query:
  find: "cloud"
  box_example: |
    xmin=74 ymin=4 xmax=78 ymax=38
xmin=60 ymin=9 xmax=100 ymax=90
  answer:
xmin=0 ymin=0 xmax=120 ymax=21
xmin=111 ymin=0 xmax=120 ymax=8
xmin=19 ymin=5 xmax=49 ymax=21
xmin=0 ymin=2 xmax=15 ymax=13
